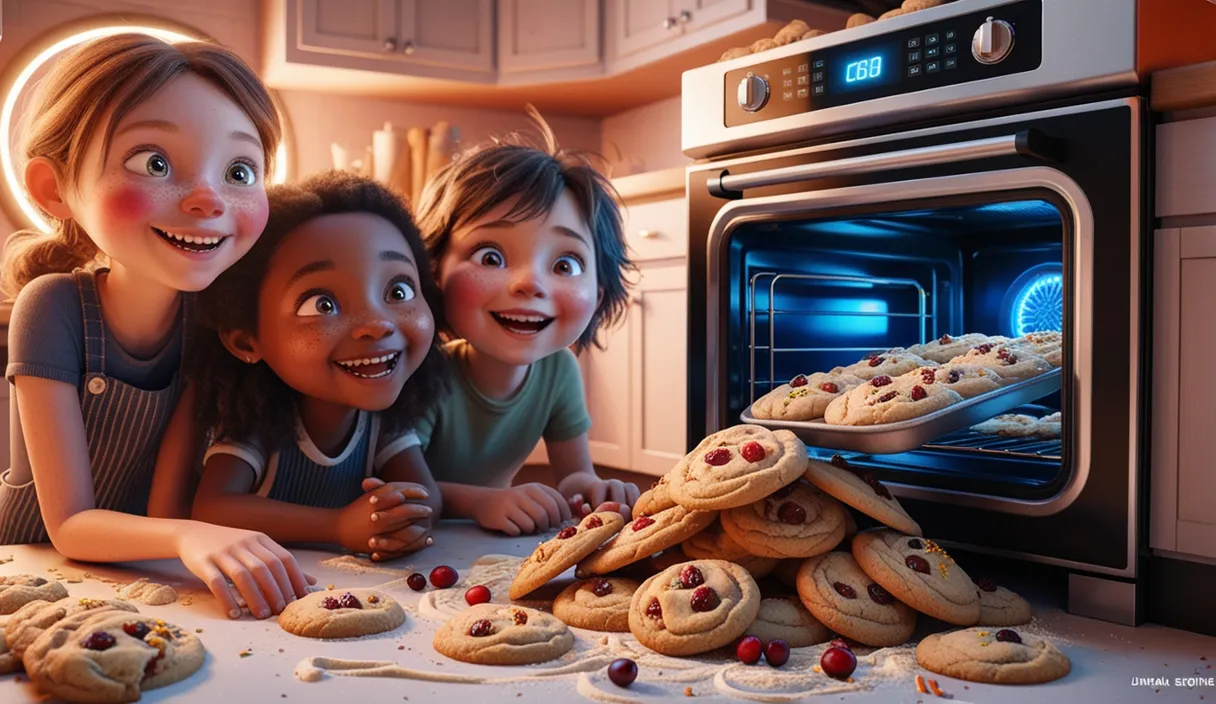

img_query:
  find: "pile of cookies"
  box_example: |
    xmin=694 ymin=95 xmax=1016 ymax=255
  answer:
xmin=751 ymin=330 xmax=1061 ymax=426
xmin=717 ymin=0 xmax=954 ymax=63
xmin=0 ymin=575 xmax=204 ymax=703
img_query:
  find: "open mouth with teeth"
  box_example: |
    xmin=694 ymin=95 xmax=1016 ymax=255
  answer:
xmin=153 ymin=227 xmax=226 ymax=253
xmin=334 ymin=352 xmax=401 ymax=379
xmin=491 ymin=312 xmax=555 ymax=336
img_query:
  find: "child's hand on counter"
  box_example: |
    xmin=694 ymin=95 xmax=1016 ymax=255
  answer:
xmin=473 ymin=483 xmax=572 ymax=536
xmin=566 ymin=479 xmax=641 ymax=522
xmin=176 ymin=524 xmax=314 ymax=620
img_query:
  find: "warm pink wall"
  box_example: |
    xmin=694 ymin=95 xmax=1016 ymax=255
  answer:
xmin=600 ymin=95 xmax=690 ymax=176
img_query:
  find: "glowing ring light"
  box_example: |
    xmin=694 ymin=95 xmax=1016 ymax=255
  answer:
xmin=1008 ymin=267 xmax=1064 ymax=337
xmin=2 ymin=25 xmax=289 ymax=234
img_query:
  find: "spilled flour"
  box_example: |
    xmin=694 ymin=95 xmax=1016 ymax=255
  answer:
xmin=318 ymin=555 xmax=418 ymax=579
xmin=416 ymin=554 xmax=523 ymax=621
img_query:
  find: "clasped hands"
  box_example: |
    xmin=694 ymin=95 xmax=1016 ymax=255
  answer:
xmin=334 ymin=476 xmax=434 ymax=562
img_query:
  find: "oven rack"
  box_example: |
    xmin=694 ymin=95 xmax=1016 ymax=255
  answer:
xmin=921 ymin=430 xmax=1062 ymax=461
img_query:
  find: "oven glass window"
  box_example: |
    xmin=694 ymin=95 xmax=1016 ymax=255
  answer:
xmin=727 ymin=197 xmax=1067 ymax=500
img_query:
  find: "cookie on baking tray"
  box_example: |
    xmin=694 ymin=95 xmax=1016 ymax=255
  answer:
xmin=970 ymin=413 xmax=1041 ymax=437
xmin=719 ymin=479 xmax=848 ymax=559
xmin=750 ymin=372 xmax=866 ymax=421
xmin=681 ymin=521 xmax=779 ymax=580
xmin=24 ymin=612 xmax=205 ymax=704
xmin=744 ymin=597 xmax=832 ymax=648
xmin=629 ymin=560 xmax=761 ymax=656
xmin=852 ymin=528 xmax=979 ymax=626
xmin=926 ymin=363 xmax=1004 ymax=399
xmin=509 ymin=511 xmax=625 ymax=599
xmin=916 ymin=626 xmax=1071 ymax=684
xmin=948 ymin=342 xmax=1052 ymax=383
xmin=667 ymin=425 xmax=808 ymax=511
xmin=1007 ymin=330 xmax=1063 ymax=367
xmin=0 ymin=574 xmax=68 ymax=615
xmin=833 ymin=349 xmax=936 ymax=381
xmin=278 ymin=588 xmax=405 ymax=639
xmin=846 ymin=12 xmax=875 ymax=28
xmin=577 ymin=505 xmax=716 ymax=577
xmin=974 ymin=577 xmax=1033 ymax=627
xmin=823 ymin=371 xmax=963 ymax=426
xmin=803 ymin=454 xmax=922 ymax=536
xmin=2 ymin=597 xmax=138 ymax=674
xmin=433 ymin=603 xmax=573 ymax=665
xmin=552 ymin=577 xmax=639 ymax=632
xmin=905 ymin=333 xmax=993 ymax=364
xmin=1036 ymin=412 xmax=1062 ymax=438
xmin=795 ymin=551 xmax=916 ymax=647
xmin=634 ymin=474 xmax=676 ymax=517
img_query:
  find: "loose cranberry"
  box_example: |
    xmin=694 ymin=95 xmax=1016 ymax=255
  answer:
xmin=468 ymin=619 xmax=494 ymax=637
xmin=632 ymin=516 xmax=655 ymax=531
xmin=832 ymin=581 xmax=857 ymax=599
xmin=81 ymin=631 xmax=116 ymax=651
xmin=430 ymin=565 xmax=459 ymax=589
xmin=592 ymin=580 xmax=613 ymax=597
xmin=740 ymin=441 xmax=766 ymax=463
xmin=704 ymin=448 xmax=733 ymax=466
xmin=122 ymin=622 xmax=151 ymax=640
xmin=821 ymin=646 xmax=858 ymax=680
xmin=790 ymin=374 xmax=809 ymax=388
xmin=829 ymin=638 xmax=852 ymax=651
xmin=910 ymin=385 xmax=928 ymax=401
xmin=939 ymin=334 xmax=953 ymax=344
xmin=920 ymin=368 xmax=936 ymax=384
xmin=608 ymin=658 xmax=638 ymax=687
xmin=905 ymin=555 xmax=931 ymax=574
xmin=407 ymin=573 xmax=427 ymax=591
xmin=512 ymin=609 xmax=528 ymax=625
xmin=680 ymin=565 xmax=705 ymax=589
xmin=976 ymin=578 xmax=999 ymax=592
xmin=870 ymin=375 xmax=893 ymax=387
xmin=764 ymin=639 xmax=791 ymax=668
xmin=690 ymin=586 xmax=720 ymax=612
xmin=819 ymin=381 xmax=839 ymax=393
xmin=645 ymin=598 xmax=663 ymax=620
xmin=907 ymin=538 xmax=923 ymax=550
xmin=736 ymin=635 xmax=764 ymax=664
xmin=867 ymin=583 xmax=895 ymax=605
xmin=777 ymin=501 xmax=806 ymax=525
xmin=557 ymin=526 xmax=577 ymax=540
xmin=868 ymin=356 xmax=884 ymax=367
xmin=995 ymin=629 xmax=1022 ymax=644
xmin=585 ymin=515 xmax=603 ymax=529
xmin=338 ymin=592 xmax=362 ymax=609
xmin=877 ymin=391 xmax=898 ymax=403
xmin=465 ymin=585 xmax=491 ymax=606
xmin=948 ymin=369 xmax=962 ymax=383
xmin=320 ymin=596 xmax=341 ymax=610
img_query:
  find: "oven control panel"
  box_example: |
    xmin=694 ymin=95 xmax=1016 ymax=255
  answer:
xmin=723 ymin=0 xmax=1042 ymax=128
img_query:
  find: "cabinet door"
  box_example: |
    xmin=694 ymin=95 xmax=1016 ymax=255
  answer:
xmin=498 ymin=0 xmax=600 ymax=74
xmin=398 ymin=0 xmax=495 ymax=72
xmin=581 ymin=314 xmax=633 ymax=470
xmin=629 ymin=263 xmax=688 ymax=476
xmin=298 ymin=0 xmax=399 ymax=57
xmin=609 ymin=0 xmax=680 ymax=59
xmin=671 ymin=0 xmax=751 ymax=34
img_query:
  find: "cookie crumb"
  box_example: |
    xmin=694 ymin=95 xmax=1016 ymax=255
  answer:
xmin=327 ymin=584 xmax=335 ymax=590
xmin=195 ymin=628 xmax=203 ymax=633
xmin=398 ymin=645 xmax=405 ymax=650
xmin=67 ymin=578 xmax=83 ymax=584
xmin=684 ymin=686 xmax=694 ymax=696
xmin=1203 ymin=656 xmax=1208 ymax=661
xmin=279 ymin=648 xmax=285 ymax=653
xmin=0 ymin=555 xmax=13 ymax=564
xmin=239 ymin=650 xmax=252 ymax=658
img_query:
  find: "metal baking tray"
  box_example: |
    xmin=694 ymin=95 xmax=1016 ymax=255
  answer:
xmin=739 ymin=368 xmax=1062 ymax=455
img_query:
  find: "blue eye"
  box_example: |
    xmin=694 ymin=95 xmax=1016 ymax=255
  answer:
xmin=554 ymin=255 xmax=584 ymax=276
xmin=297 ymin=294 xmax=338 ymax=316
xmin=124 ymin=151 xmax=170 ymax=178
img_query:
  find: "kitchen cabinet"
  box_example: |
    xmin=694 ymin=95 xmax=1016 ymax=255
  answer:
xmin=497 ymin=0 xmax=602 ymax=79
xmin=608 ymin=0 xmax=749 ymax=59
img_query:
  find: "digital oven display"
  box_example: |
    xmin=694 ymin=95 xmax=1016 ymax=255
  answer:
xmin=833 ymin=44 xmax=900 ymax=92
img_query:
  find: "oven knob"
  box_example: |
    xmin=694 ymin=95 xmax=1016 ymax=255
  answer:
xmin=972 ymin=16 xmax=1014 ymax=64
xmin=736 ymin=74 xmax=769 ymax=112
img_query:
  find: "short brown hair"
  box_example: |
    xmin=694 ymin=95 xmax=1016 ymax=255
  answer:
xmin=1 ymin=33 xmax=281 ymax=300
xmin=414 ymin=107 xmax=635 ymax=353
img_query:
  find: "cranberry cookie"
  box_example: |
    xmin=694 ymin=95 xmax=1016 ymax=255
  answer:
xmin=970 ymin=413 xmax=1041 ymax=437
xmin=925 ymin=364 xmax=1003 ymax=399
xmin=629 ymin=560 xmax=760 ymax=656
xmin=2 ymin=597 xmax=137 ymax=674
xmin=833 ymin=348 xmax=936 ymax=381
xmin=1007 ymin=330 xmax=1063 ymax=367
xmin=577 ymin=505 xmax=716 ymax=576
xmin=433 ymin=603 xmax=573 ymax=665
xmin=744 ymin=597 xmax=832 ymax=648
xmin=948 ymin=342 xmax=1051 ymax=383
xmin=24 ymin=612 xmax=204 ymax=703
xmin=278 ymin=588 xmax=405 ymax=639
xmin=0 ymin=574 xmax=68 ymax=615
xmin=823 ymin=371 xmax=963 ymax=425
xmin=634 ymin=475 xmax=676 ymax=517
xmin=916 ymin=626 xmax=1071 ymax=684
xmin=681 ymin=521 xmax=780 ymax=579
xmin=750 ymin=372 xmax=866 ymax=421
xmin=719 ymin=480 xmax=847 ymax=559
xmin=803 ymin=454 xmax=922 ymax=536
xmin=510 ymin=511 xmax=626 ymax=599
xmin=852 ymin=529 xmax=980 ymax=626
xmin=795 ymin=551 xmax=916 ymax=647
xmin=974 ymin=578 xmax=1033 ymax=627
xmin=552 ymin=578 xmax=639 ymax=632
xmin=667 ymin=425 xmax=808 ymax=511
xmin=905 ymin=333 xmax=992 ymax=364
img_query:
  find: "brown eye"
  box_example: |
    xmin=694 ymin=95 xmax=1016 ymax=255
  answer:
xmin=553 ymin=255 xmax=584 ymax=276
xmin=386 ymin=280 xmax=414 ymax=303
xmin=471 ymin=246 xmax=504 ymax=268
xmin=297 ymin=294 xmax=338 ymax=316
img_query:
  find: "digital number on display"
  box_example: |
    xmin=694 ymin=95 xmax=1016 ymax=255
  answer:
xmin=845 ymin=56 xmax=883 ymax=83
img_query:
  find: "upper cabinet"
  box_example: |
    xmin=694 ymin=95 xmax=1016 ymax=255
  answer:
xmin=497 ymin=0 xmax=602 ymax=81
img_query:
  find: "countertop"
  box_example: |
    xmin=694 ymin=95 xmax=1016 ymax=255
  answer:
xmin=611 ymin=167 xmax=686 ymax=205
xmin=2 ymin=521 xmax=1214 ymax=703
xmin=1152 ymin=60 xmax=1216 ymax=113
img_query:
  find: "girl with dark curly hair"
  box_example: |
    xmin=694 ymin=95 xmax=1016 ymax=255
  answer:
xmin=189 ymin=171 xmax=448 ymax=560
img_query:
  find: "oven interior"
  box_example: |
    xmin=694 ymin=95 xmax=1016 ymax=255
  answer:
xmin=727 ymin=195 xmax=1069 ymax=501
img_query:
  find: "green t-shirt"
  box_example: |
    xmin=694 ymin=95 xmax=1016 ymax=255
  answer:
xmin=416 ymin=339 xmax=591 ymax=487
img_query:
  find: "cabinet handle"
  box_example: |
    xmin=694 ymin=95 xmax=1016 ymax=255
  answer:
xmin=637 ymin=229 xmax=659 ymax=239
xmin=679 ymin=10 xmax=692 ymax=24
xmin=383 ymin=37 xmax=397 ymax=51
xmin=402 ymin=39 xmax=416 ymax=55
xmin=662 ymin=16 xmax=677 ymax=29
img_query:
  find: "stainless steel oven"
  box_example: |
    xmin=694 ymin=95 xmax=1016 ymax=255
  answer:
xmin=681 ymin=0 xmax=1148 ymax=624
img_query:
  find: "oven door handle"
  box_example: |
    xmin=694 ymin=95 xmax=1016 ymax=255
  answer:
xmin=707 ymin=129 xmax=1059 ymax=199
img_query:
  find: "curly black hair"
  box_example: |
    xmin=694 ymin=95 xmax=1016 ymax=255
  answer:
xmin=189 ymin=170 xmax=450 ymax=451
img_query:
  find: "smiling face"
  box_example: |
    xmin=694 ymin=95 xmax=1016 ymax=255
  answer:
xmin=60 ymin=72 xmax=270 ymax=292
xmin=438 ymin=189 xmax=599 ymax=367
xmin=249 ymin=212 xmax=435 ymax=411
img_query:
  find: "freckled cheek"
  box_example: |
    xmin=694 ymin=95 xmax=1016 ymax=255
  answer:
xmin=228 ymin=192 xmax=269 ymax=237
xmin=442 ymin=269 xmax=500 ymax=322
xmin=553 ymin=281 xmax=599 ymax=324
xmin=100 ymin=186 xmax=153 ymax=228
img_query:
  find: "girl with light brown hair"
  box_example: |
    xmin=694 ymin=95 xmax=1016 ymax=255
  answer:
xmin=0 ymin=32 xmax=313 ymax=620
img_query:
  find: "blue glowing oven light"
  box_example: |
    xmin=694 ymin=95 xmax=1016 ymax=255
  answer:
xmin=845 ymin=56 xmax=883 ymax=83
xmin=1011 ymin=273 xmax=1064 ymax=337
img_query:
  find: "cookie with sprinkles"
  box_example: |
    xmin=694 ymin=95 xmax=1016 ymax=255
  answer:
xmin=916 ymin=626 xmax=1070 ymax=684
xmin=803 ymin=454 xmax=922 ymax=536
xmin=750 ymin=372 xmax=866 ymax=421
xmin=851 ymin=528 xmax=979 ymax=626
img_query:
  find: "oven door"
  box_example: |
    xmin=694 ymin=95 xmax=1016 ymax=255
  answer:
xmin=687 ymin=97 xmax=1144 ymax=577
